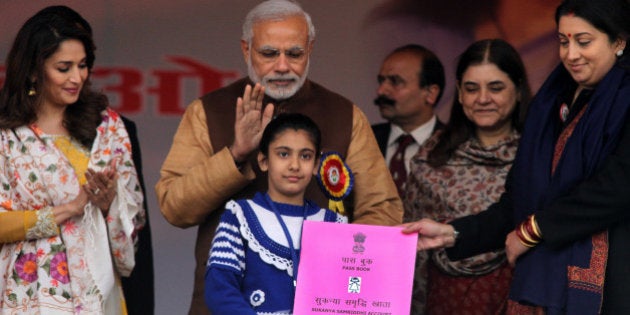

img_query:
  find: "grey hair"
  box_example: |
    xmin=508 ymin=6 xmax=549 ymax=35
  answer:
xmin=242 ymin=0 xmax=316 ymax=44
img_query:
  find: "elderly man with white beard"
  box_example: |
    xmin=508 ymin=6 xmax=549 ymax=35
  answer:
xmin=155 ymin=1 xmax=403 ymax=314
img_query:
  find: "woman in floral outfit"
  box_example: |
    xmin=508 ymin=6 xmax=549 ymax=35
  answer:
xmin=403 ymin=39 xmax=531 ymax=315
xmin=0 ymin=6 xmax=144 ymax=314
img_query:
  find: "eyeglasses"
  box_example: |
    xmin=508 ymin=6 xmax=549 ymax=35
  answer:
xmin=254 ymin=46 xmax=307 ymax=62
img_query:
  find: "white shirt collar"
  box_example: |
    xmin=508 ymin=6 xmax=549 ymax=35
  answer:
xmin=386 ymin=115 xmax=437 ymax=148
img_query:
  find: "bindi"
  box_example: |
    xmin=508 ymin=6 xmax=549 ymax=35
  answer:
xmin=567 ymin=33 xmax=572 ymax=38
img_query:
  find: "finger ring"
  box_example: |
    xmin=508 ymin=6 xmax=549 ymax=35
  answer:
xmin=93 ymin=188 xmax=100 ymax=195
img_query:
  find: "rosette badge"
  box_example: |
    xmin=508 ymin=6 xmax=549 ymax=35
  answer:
xmin=316 ymin=151 xmax=353 ymax=214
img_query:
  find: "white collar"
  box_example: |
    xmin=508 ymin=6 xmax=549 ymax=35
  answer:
xmin=386 ymin=115 xmax=437 ymax=147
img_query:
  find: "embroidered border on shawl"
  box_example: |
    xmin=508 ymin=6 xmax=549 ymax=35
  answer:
xmin=25 ymin=206 xmax=58 ymax=239
xmin=567 ymin=232 xmax=608 ymax=294
xmin=551 ymin=106 xmax=587 ymax=174
xmin=550 ymin=104 xmax=608 ymax=295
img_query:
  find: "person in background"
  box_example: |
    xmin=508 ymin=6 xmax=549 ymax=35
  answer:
xmin=155 ymin=1 xmax=402 ymax=313
xmin=0 ymin=5 xmax=145 ymax=314
xmin=404 ymin=39 xmax=531 ymax=314
xmin=205 ymin=113 xmax=347 ymax=314
xmin=365 ymin=0 xmax=560 ymax=113
xmin=121 ymin=116 xmax=155 ymax=315
xmin=372 ymin=44 xmax=446 ymax=197
xmin=402 ymin=0 xmax=630 ymax=313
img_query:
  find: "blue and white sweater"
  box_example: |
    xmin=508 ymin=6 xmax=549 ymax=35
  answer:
xmin=205 ymin=192 xmax=347 ymax=315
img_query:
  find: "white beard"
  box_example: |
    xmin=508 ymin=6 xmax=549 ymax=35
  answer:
xmin=247 ymin=58 xmax=309 ymax=100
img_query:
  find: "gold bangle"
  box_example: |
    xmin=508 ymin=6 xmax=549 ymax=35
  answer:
xmin=519 ymin=224 xmax=537 ymax=244
xmin=530 ymin=215 xmax=543 ymax=238
xmin=518 ymin=238 xmax=536 ymax=248
xmin=515 ymin=227 xmax=536 ymax=247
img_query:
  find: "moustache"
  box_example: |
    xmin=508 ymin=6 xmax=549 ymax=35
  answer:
xmin=374 ymin=95 xmax=395 ymax=106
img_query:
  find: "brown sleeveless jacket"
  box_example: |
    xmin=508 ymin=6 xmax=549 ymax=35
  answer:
xmin=189 ymin=77 xmax=353 ymax=315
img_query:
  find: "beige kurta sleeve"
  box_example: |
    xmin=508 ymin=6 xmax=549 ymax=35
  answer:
xmin=346 ymin=105 xmax=403 ymax=226
xmin=155 ymin=99 xmax=255 ymax=228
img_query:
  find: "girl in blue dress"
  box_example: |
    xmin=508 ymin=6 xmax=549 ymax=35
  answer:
xmin=205 ymin=113 xmax=347 ymax=314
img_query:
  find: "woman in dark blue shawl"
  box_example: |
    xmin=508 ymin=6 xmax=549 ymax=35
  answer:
xmin=402 ymin=0 xmax=630 ymax=313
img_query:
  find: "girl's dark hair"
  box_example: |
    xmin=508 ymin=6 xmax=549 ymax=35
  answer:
xmin=428 ymin=39 xmax=531 ymax=167
xmin=259 ymin=113 xmax=321 ymax=157
xmin=0 ymin=5 xmax=107 ymax=148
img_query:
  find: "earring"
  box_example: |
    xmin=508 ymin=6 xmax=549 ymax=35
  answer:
xmin=28 ymin=87 xmax=36 ymax=96
xmin=617 ymin=50 xmax=624 ymax=57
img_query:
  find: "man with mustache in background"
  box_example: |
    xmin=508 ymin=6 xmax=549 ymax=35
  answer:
xmin=372 ymin=44 xmax=446 ymax=197
xmin=156 ymin=1 xmax=402 ymax=314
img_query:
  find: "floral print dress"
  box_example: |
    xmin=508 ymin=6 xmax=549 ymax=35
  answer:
xmin=0 ymin=109 xmax=145 ymax=314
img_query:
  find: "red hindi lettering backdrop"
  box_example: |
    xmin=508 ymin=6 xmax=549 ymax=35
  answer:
xmin=0 ymin=1 xmax=560 ymax=313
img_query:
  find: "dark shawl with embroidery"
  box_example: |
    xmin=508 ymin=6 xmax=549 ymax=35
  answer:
xmin=509 ymin=62 xmax=630 ymax=314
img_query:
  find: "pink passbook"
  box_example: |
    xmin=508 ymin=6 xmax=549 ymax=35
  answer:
xmin=294 ymin=221 xmax=418 ymax=315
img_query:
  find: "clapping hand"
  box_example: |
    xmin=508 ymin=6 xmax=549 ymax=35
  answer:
xmin=83 ymin=160 xmax=119 ymax=216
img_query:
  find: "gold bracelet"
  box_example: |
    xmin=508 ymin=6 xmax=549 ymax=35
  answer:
xmin=530 ymin=215 xmax=543 ymax=238
xmin=515 ymin=226 xmax=536 ymax=247
xmin=519 ymin=224 xmax=537 ymax=244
